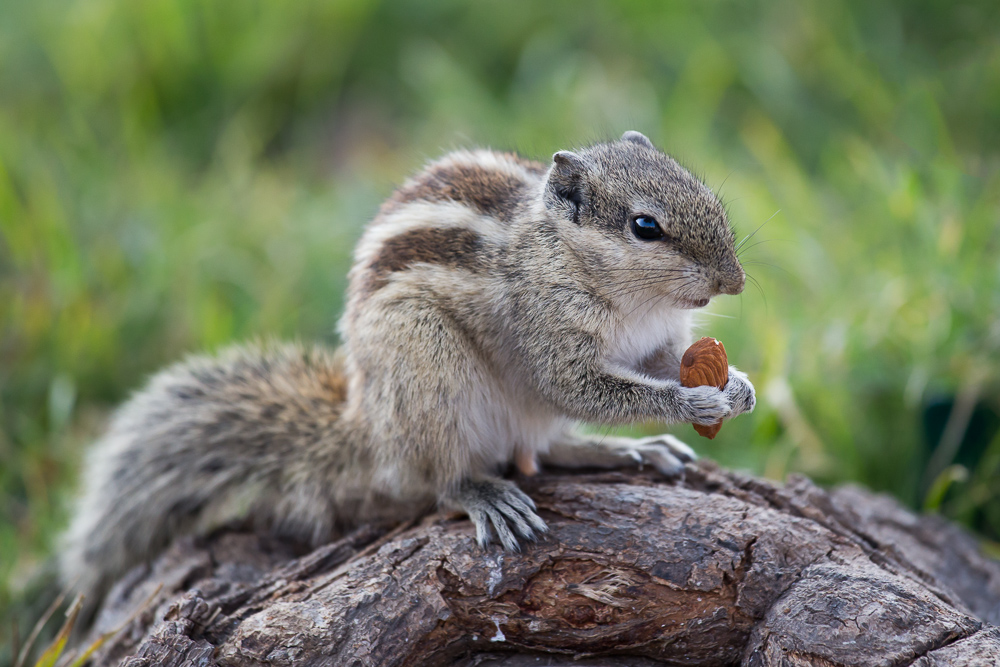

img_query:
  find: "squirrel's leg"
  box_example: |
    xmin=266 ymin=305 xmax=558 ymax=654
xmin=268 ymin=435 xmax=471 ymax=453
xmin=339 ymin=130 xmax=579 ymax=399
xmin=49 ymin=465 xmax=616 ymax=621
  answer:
xmin=540 ymin=431 xmax=696 ymax=477
xmin=448 ymin=477 xmax=548 ymax=551
xmin=352 ymin=296 xmax=547 ymax=552
xmin=539 ymin=357 xmax=737 ymax=425
xmin=515 ymin=315 xmax=749 ymax=424
xmin=542 ymin=354 xmax=755 ymax=425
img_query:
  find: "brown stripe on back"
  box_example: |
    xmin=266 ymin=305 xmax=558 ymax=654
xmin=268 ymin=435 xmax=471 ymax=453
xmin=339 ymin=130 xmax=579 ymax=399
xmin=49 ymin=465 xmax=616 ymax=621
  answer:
xmin=360 ymin=226 xmax=485 ymax=295
xmin=388 ymin=158 xmax=537 ymax=222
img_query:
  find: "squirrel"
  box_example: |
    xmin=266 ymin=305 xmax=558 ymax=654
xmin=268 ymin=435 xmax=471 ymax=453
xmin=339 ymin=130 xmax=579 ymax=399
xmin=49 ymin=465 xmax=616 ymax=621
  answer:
xmin=59 ymin=130 xmax=756 ymax=615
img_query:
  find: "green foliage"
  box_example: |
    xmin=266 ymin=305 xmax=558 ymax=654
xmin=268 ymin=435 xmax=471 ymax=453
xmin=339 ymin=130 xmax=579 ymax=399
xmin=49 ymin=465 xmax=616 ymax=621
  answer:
xmin=2 ymin=0 xmax=999 ymax=650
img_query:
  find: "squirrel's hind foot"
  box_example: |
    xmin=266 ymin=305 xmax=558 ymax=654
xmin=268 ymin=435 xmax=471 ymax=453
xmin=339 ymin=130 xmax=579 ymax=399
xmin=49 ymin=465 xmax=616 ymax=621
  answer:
xmin=539 ymin=432 xmax=696 ymax=478
xmin=454 ymin=477 xmax=547 ymax=552
xmin=623 ymin=434 xmax=697 ymax=476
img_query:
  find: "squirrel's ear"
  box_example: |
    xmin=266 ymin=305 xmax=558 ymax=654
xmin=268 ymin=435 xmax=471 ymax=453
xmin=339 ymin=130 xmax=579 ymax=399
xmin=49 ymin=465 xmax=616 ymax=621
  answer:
xmin=547 ymin=151 xmax=586 ymax=222
xmin=621 ymin=130 xmax=655 ymax=149
xmin=552 ymin=150 xmax=586 ymax=175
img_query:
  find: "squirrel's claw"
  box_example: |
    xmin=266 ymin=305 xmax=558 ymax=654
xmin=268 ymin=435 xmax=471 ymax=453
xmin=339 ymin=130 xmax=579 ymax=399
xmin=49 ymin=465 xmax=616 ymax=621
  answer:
xmin=455 ymin=477 xmax=547 ymax=552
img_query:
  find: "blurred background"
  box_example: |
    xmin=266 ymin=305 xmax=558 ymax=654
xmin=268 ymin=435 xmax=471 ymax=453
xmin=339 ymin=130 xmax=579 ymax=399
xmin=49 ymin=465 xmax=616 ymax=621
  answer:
xmin=2 ymin=0 xmax=999 ymax=645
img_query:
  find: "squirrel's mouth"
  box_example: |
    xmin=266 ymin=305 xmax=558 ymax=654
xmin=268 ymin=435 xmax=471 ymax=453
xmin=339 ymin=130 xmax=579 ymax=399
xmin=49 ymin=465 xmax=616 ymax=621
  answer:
xmin=675 ymin=297 xmax=710 ymax=309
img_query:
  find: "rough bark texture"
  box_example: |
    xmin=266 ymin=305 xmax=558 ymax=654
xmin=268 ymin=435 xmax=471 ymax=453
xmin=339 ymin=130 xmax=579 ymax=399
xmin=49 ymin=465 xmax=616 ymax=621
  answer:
xmin=80 ymin=461 xmax=1000 ymax=666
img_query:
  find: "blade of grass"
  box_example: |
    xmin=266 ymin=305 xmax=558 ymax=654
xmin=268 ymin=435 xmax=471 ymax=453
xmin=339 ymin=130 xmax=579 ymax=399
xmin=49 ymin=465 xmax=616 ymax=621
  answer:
xmin=32 ymin=595 xmax=82 ymax=667
xmin=14 ymin=588 xmax=68 ymax=667
xmin=12 ymin=618 xmax=20 ymax=667
xmin=923 ymin=464 xmax=969 ymax=513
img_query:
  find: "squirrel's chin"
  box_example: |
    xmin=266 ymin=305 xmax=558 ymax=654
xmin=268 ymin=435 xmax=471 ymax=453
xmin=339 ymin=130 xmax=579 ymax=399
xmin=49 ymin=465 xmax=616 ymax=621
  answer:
xmin=675 ymin=297 xmax=710 ymax=310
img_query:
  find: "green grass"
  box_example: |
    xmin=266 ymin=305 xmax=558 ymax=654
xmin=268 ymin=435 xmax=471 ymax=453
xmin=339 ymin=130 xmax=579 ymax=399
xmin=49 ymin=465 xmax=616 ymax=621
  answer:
xmin=2 ymin=0 xmax=1000 ymax=655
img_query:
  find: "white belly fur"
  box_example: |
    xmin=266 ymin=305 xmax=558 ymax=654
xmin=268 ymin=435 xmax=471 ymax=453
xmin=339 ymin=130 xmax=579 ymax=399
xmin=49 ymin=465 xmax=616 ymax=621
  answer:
xmin=606 ymin=298 xmax=692 ymax=372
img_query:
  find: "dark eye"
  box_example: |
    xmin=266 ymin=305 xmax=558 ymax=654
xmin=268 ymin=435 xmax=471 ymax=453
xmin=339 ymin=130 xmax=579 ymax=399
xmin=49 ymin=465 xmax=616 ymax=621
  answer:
xmin=631 ymin=215 xmax=664 ymax=241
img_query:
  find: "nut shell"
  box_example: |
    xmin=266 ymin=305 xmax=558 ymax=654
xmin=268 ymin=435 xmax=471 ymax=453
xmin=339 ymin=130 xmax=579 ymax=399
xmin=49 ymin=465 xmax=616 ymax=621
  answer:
xmin=679 ymin=337 xmax=728 ymax=439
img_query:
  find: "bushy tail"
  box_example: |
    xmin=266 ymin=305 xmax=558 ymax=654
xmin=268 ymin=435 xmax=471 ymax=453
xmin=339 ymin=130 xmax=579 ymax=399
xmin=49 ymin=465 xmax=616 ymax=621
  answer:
xmin=58 ymin=341 xmax=348 ymax=625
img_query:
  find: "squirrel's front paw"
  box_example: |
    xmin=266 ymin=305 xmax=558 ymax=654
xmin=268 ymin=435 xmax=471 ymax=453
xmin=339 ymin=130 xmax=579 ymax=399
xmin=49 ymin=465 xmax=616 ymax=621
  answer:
xmin=454 ymin=477 xmax=548 ymax=552
xmin=724 ymin=366 xmax=756 ymax=416
xmin=679 ymin=385 xmax=732 ymax=425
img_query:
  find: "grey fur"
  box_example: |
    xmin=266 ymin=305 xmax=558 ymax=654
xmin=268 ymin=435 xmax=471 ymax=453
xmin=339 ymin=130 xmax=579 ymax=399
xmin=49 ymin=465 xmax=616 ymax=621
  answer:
xmin=60 ymin=132 xmax=755 ymax=615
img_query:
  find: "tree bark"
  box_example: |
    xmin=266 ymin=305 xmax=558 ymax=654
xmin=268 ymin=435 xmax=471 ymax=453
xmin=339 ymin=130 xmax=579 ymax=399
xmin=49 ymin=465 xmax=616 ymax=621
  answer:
xmin=81 ymin=461 xmax=1000 ymax=666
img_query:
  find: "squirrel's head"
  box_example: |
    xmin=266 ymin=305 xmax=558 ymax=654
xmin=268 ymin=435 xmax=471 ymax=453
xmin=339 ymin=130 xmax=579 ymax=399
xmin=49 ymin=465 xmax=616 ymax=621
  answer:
xmin=543 ymin=131 xmax=744 ymax=309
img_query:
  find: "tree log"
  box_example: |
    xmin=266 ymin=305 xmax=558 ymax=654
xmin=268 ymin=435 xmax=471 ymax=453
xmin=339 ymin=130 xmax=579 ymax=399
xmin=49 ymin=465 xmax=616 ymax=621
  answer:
xmin=80 ymin=461 xmax=1000 ymax=666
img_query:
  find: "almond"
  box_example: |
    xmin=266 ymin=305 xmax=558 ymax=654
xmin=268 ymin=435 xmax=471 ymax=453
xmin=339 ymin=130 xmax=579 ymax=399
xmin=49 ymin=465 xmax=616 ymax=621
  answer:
xmin=679 ymin=337 xmax=728 ymax=439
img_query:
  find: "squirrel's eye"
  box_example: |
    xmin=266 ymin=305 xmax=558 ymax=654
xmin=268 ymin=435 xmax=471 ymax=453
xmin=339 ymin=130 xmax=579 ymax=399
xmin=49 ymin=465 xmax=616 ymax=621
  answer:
xmin=631 ymin=215 xmax=664 ymax=241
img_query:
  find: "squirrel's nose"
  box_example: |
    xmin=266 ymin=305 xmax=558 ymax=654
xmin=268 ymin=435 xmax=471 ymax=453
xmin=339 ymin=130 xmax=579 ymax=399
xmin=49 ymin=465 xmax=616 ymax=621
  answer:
xmin=717 ymin=271 xmax=745 ymax=295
